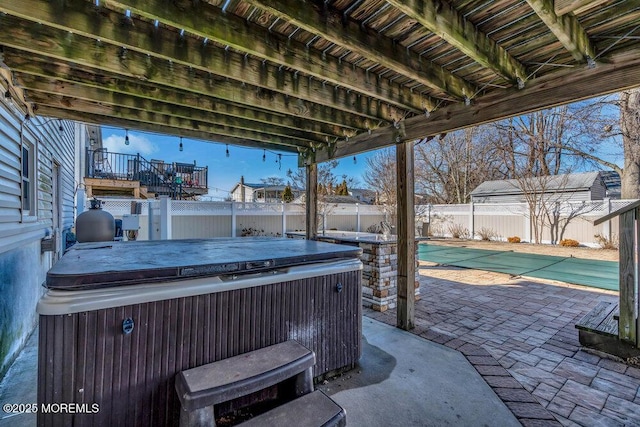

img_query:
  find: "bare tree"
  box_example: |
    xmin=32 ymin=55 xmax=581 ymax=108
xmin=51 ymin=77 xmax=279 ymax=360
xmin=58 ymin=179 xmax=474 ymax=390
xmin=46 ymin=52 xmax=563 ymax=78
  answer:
xmin=415 ymin=127 xmax=507 ymax=203
xmin=260 ymin=176 xmax=285 ymax=186
xmin=286 ymin=160 xmax=358 ymax=192
xmin=363 ymin=148 xmax=397 ymax=224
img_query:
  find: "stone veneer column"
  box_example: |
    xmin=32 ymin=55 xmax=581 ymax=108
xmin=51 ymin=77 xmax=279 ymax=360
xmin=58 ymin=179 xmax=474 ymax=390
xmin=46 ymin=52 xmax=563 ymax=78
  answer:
xmin=360 ymin=241 xmax=420 ymax=311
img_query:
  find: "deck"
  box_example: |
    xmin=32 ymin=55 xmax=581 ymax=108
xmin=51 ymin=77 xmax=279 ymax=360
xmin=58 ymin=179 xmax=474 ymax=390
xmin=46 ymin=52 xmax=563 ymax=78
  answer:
xmin=575 ymin=301 xmax=640 ymax=359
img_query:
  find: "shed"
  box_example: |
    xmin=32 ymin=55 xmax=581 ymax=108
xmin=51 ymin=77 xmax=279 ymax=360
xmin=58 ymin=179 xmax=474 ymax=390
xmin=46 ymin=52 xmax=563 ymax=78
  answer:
xmin=470 ymin=172 xmax=611 ymax=204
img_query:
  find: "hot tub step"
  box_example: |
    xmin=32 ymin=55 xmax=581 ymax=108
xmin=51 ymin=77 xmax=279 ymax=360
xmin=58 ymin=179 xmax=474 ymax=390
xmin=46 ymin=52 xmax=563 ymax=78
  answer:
xmin=175 ymin=340 xmax=315 ymax=426
xmin=240 ymin=390 xmax=346 ymax=427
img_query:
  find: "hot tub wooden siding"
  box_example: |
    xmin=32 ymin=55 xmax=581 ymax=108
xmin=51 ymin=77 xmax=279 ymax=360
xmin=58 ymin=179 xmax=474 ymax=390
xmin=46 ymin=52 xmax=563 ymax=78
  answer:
xmin=38 ymin=270 xmax=361 ymax=427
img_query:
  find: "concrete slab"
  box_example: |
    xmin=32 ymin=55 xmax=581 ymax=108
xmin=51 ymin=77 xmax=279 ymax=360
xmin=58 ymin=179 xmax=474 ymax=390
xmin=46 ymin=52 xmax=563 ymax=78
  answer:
xmin=2 ymin=319 xmax=521 ymax=427
xmin=317 ymin=317 xmax=521 ymax=427
xmin=0 ymin=329 xmax=37 ymax=427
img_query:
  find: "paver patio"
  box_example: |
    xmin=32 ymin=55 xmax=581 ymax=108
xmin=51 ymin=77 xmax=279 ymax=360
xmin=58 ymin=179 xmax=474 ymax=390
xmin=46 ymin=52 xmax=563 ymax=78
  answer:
xmin=366 ymin=262 xmax=640 ymax=426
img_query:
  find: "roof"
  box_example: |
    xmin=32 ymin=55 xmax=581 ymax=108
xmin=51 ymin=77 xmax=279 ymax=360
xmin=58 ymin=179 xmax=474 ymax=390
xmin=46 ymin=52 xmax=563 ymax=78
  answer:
xmin=471 ymin=172 xmax=604 ymax=197
xmin=231 ymin=182 xmax=302 ymax=193
xmin=1 ymin=2 xmax=640 ymax=162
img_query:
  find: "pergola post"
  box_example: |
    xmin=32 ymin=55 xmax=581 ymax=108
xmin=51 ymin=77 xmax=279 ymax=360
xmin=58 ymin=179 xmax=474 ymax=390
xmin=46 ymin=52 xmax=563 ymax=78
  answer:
xmin=619 ymin=208 xmax=638 ymax=345
xmin=306 ymin=163 xmax=318 ymax=240
xmin=396 ymin=141 xmax=415 ymax=330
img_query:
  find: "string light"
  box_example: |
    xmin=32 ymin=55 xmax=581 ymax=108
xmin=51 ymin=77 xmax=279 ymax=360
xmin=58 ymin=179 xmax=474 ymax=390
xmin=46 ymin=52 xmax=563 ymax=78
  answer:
xmin=353 ymin=156 xmax=357 ymax=164
xmin=262 ymin=149 xmax=266 ymax=162
xmin=278 ymin=153 xmax=282 ymax=170
xmin=226 ymin=144 xmax=229 ymax=157
xmin=179 ymin=136 xmax=183 ymax=152
xmin=58 ymin=120 xmax=64 ymax=134
xmin=124 ymin=129 xmax=130 ymax=145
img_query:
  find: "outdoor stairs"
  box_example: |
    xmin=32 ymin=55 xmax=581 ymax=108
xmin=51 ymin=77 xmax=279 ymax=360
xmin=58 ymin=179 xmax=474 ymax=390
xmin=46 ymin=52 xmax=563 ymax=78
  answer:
xmin=575 ymin=301 xmax=640 ymax=359
xmin=175 ymin=340 xmax=346 ymax=427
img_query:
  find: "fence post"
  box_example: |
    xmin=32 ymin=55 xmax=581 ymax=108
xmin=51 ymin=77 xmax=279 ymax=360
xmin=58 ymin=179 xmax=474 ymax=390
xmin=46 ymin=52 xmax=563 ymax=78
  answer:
xmin=524 ymin=203 xmax=531 ymax=242
xmin=231 ymin=201 xmax=237 ymax=237
xmin=159 ymin=196 xmax=172 ymax=240
xmin=469 ymin=201 xmax=474 ymax=238
xmin=76 ymin=188 xmax=86 ymax=216
xmin=356 ymin=203 xmax=360 ymax=232
xmin=604 ymin=198 xmax=612 ymax=240
xmin=281 ymin=202 xmax=286 ymax=236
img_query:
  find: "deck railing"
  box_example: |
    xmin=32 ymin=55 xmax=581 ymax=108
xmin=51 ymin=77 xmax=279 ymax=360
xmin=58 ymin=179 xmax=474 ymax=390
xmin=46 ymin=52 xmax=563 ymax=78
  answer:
xmin=85 ymin=148 xmax=208 ymax=197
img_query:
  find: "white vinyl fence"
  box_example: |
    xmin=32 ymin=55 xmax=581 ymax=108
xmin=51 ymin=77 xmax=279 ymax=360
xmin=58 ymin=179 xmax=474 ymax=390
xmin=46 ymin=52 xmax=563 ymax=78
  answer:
xmin=87 ymin=198 xmax=387 ymax=240
xmin=422 ymin=199 xmax=634 ymax=246
xmin=87 ymin=197 xmax=633 ymax=246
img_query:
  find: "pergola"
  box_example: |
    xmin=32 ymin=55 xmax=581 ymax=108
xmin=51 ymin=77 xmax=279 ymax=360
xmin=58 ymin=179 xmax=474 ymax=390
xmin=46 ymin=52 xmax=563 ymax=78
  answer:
xmin=1 ymin=0 xmax=640 ymax=330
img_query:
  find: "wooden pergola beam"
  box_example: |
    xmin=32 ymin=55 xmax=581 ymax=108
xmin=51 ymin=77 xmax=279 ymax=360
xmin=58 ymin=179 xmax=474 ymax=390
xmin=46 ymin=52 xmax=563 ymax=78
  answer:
xmin=36 ymin=106 xmax=301 ymax=153
xmin=16 ymin=73 xmax=342 ymax=140
xmin=526 ymin=0 xmax=597 ymax=62
xmin=315 ymin=48 xmax=640 ymax=162
xmin=24 ymin=89 xmax=326 ymax=144
xmin=554 ymin=0 xmax=610 ymax=16
xmin=244 ymin=0 xmax=475 ymax=100
xmin=93 ymin=0 xmax=435 ymax=112
xmin=34 ymin=103 xmax=311 ymax=150
xmin=2 ymin=50 xmax=375 ymax=135
xmin=0 ymin=14 xmax=393 ymax=129
xmin=385 ymin=0 xmax=527 ymax=83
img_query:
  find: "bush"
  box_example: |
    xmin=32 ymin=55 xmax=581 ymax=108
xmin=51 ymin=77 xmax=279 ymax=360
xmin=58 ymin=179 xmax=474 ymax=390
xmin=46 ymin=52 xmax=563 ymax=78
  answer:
xmin=448 ymin=223 xmax=470 ymax=239
xmin=560 ymin=239 xmax=580 ymax=247
xmin=476 ymin=227 xmax=497 ymax=241
xmin=594 ymin=233 xmax=618 ymax=250
xmin=507 ymin=236 xmax=521 ymax=243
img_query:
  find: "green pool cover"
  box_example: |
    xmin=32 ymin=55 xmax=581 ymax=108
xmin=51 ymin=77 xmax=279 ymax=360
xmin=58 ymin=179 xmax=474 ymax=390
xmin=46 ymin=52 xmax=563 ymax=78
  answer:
xmin=418 ymin=244 xmax=618 ymax=291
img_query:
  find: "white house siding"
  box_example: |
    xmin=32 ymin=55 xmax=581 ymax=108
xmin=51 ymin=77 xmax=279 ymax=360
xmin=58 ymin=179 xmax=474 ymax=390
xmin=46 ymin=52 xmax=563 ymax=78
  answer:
xmin=0 ymin=94 xmax=80 ymax=379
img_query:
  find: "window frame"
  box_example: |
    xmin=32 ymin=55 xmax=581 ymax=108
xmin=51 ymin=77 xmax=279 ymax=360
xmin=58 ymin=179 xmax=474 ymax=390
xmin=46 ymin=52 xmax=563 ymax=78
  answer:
xmin=20 ymin=139 xmax=37 ymax=223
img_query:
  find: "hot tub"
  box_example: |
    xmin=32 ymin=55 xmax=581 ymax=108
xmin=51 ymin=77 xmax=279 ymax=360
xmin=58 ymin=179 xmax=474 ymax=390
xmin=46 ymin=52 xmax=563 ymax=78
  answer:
xmin=37 ymin=238 xmax=362 ymax=427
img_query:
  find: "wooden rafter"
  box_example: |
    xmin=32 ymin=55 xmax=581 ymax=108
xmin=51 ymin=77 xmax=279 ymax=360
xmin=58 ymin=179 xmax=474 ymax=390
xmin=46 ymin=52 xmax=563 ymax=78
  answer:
xmin=526 ymin=0 xmax=597 ymax=62
xmin=35 ymin=104 xmax=310 ymax=151
xmin=1 ymin=49 xmax=377 ymax=134
xmin=385 ymin=0 xmax=527 ymax=84
xmin=24 ymin=87 xmax=329 ymax=144
xmin=13 ymin=71 xmax=349 ymax=139
xmin=97 ymin=0 xmax=436 ymax=111
xmin=315 ymin=48 xmax=640 ymax=162
xmin=243 ymin=0 xmax=475 ymax=99
xmin=555 ymin=0 xmax=610 ymax=16
xmin=0 ymin=10 xmax=405 ymax=127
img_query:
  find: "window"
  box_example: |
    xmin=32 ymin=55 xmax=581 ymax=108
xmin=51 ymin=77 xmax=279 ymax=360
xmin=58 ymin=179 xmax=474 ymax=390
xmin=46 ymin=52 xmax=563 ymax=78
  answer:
xmin=21 ymin=142 xmax=35 ymax=219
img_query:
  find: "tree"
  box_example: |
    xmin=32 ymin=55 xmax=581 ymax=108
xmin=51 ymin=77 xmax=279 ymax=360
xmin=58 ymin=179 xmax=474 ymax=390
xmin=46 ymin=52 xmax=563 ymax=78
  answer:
xmin=415 ymin=127 xmax=507 ymax=203
xmin=286 ymin=160 xmax=359 ymax=193
xmin=336 ymin=179 xmax=349 ymax=195
xmin=363 ymin=148 xmax=397 ymax=223
xmin=619 ymin=88 xmax=640 ymax=198
xmin=281 ymin=185 xmax=294 ymax=202
xmin=260 ymin=176 xmax=285 ymax=186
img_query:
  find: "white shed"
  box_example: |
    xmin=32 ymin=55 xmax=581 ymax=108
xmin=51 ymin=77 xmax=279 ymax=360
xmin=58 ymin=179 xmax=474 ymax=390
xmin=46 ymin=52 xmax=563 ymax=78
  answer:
xmin=470 ymin=171 xmax=613 ymax=203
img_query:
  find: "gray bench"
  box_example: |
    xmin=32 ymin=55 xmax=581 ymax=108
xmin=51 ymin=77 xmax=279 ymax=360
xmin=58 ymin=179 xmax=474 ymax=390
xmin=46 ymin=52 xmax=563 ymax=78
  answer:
xmin=175 ymin=340 xmax=316 ymax=426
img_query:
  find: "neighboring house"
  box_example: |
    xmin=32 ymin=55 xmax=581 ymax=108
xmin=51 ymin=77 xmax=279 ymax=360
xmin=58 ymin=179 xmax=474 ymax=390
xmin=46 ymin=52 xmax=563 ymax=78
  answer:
xmin=599 ymin=170 xmax=621 ymax=199
xmin=0 ymin=88 xmax=89 ymax=378
xmin=348 ymin=188 xmax=376 ymax=204
xmin=470 ymin=171 xmax=614 ymax=203
xmin=231 ymin=177 xmax=302 ymax=203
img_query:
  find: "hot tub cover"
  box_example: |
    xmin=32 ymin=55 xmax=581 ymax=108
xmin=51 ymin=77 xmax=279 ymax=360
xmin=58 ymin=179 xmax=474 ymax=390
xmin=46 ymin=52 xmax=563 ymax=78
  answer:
xmin=47 ymin=237 xmax=362 ymax=290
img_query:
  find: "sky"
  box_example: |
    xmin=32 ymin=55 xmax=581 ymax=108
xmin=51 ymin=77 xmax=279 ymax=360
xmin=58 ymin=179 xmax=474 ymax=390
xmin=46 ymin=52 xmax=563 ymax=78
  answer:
xmin=101 ymin=126 xmax=373 ymax=200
